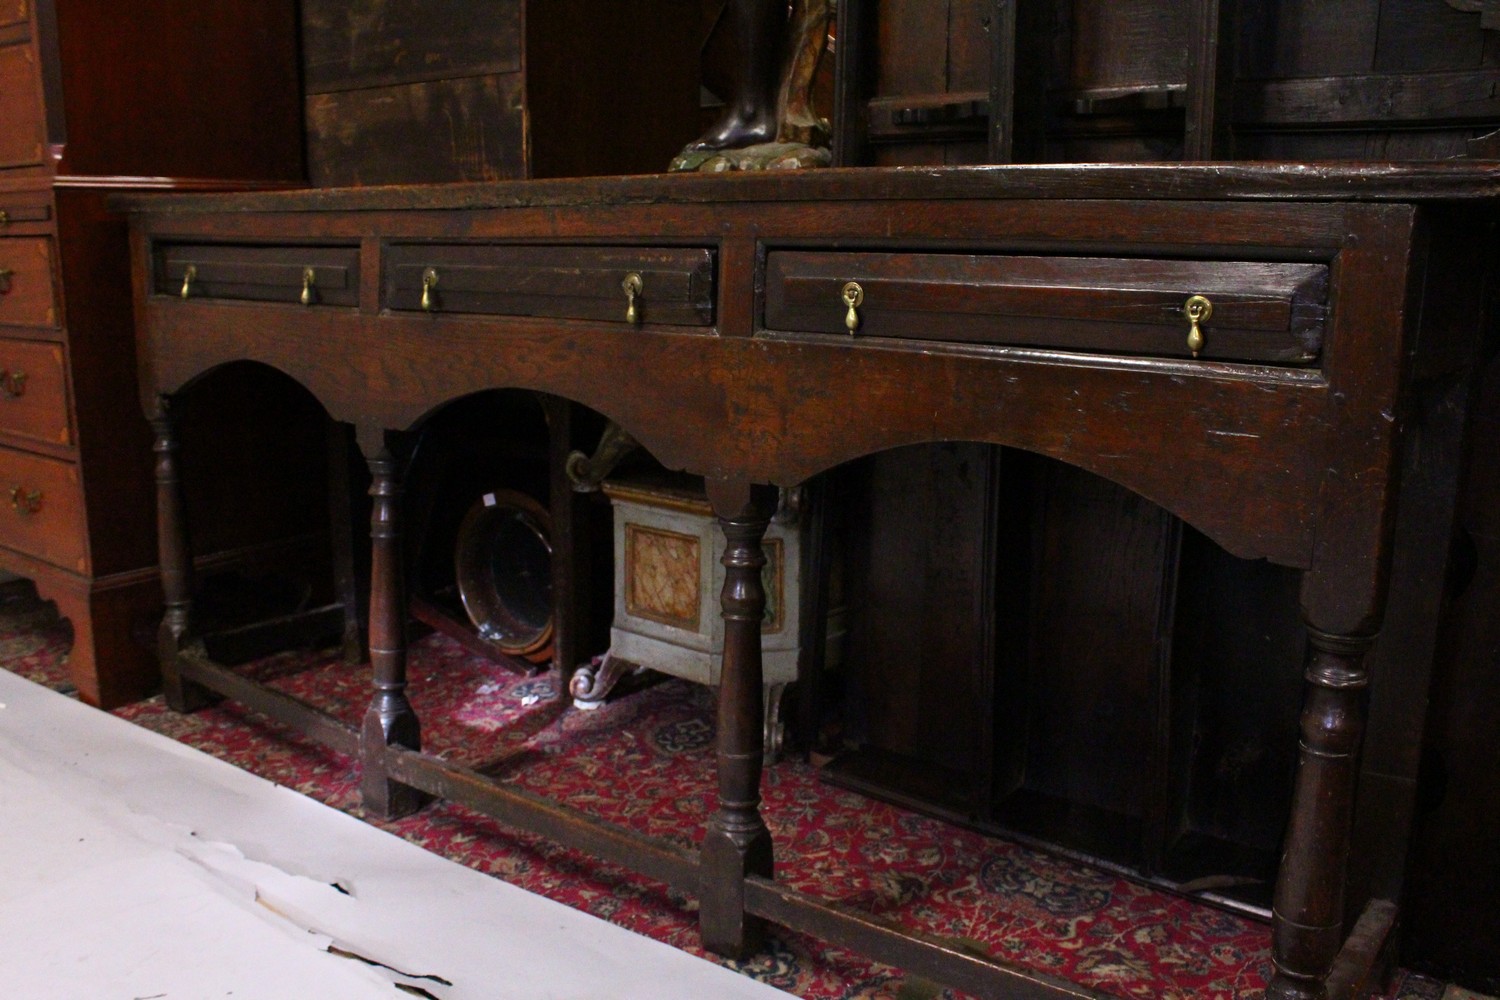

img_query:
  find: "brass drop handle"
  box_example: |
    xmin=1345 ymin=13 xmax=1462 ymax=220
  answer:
xmin=180 ymin=264 xmax=197 ymax=300
xmin=622 ymin=272 xmax=643 ymax=324
xmin=421 ymin=267 xmax=439 ymax=312
xmin=842 ymin=281 xmax=864 ymax=333
xmin=1184 ymin=294 xmax=1213 ymax=358
xmin=0 ymin=369 xmax=27 ymax=398
xmin=9 ymin=486 xmax=42 ymax=515
xmin=0 ymin=210 xmax=9 ymax=227
xmin=0 ymin=268 xmax=13 ymax=295
xmin=300 ymin=267 xmax=317 ymax=306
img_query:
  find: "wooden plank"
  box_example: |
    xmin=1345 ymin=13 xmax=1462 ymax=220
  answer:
xmin=1374 ymin=0 xmax=1487 ymax=73
xmin=383 ymin=744 xmax=701 ymax=891
xmin=179 ymin=645 xmax=361 ymax=757
xmin=1234 ymin=0 xmax=1379 ymax=79
xmin=1235 ymin=70 xmax=1500 ymax=128
xmin=305 ymin=74 xmax=525 ymax=187
xmin=743 ymin=876 xmax=1118 ymax=1000
xmin=301 ymin=0 xmax=521 ymax=94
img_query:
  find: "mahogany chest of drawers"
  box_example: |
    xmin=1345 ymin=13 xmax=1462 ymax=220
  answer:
xmin=0 ymin=0 xmax=301 ymax=705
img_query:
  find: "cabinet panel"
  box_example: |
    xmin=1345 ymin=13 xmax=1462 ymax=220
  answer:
xmin=0 ymin=42 xmax=44 ymax=169
xmin=765 ymin=250 xmax=1328 ymax=364
xmin=0 ymin=336 xmax=68 ymax=446
xmin=0 ymin=236 xmax=55 ymax=327
xmin=0 ymin=444 xmax=83 ymax=571
xmin=158 ymin=244 xmax=360 ymax=307
xmin=0 ymin=1 xmax=26 ymax=31
xmin=385 ymin=244 xmax=715 ymax=326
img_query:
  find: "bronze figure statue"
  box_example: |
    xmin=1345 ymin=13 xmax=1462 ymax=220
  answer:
xmin=674 ymin=0 xmax=834 ymax=171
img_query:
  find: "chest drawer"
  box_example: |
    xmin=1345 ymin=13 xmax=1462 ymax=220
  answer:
xmin=384 ymin=244 xmax=715 ymax=326
xmin=156 ymin=244 xmax=361 ymax=307
xmin=0 ymin=237 xmax=56 ymax=328
xmin=0 ymin=1 xmax=27 ymax=30
xmin=0 ymin=446 xmax=84 ymax=571
xmin=764 ymin=250 xmax=1329 ymax=365
xmin=0 ymin=41 xmax=45 ymax=169
xmin=0 ymin=191 xmax=50 ymax=228
xmin=0 ymin=337 xmax=68 ymax=445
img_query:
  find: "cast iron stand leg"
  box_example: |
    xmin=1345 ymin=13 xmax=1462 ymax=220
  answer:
xmin=359 ymin=441 xmax=429 ymax=819
xmin=1266 ymin=627 xmax=1374 ymax=1000
xmin=699 ymin=480 xmax=778 ymax=958
xmin=151 ymin=396 xmax=211 ymax=712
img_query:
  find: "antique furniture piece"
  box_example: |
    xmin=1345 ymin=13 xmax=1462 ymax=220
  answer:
xmin=0 ymin=0 xmax=301 ymax=705
xmin=823 ymin=7 xmax=1500 ymax=956
xmin=301 ymin=0 xmax=701 ymax=186
xmin=570 ymin=476 xmax=807 ymax=757
xmin=121 ymin=163 xmax=1495 ymax=999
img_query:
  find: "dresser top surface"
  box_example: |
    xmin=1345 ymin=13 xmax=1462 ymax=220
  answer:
xmin=111 ymin=161 xmax=1500 ymax=217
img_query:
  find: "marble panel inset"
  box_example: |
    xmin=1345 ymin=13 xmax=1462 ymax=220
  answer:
xmin=624 ymin=523 xmax=701 ymax=630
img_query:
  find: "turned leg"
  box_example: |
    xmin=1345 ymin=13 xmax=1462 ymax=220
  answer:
xmin=1266 ymin=627 xmax=1374 ymax=1000
xmin=151 ymin=397 xmax=211 ymax=712
xmin=359 ymin=444 xmax=429 ymax=819
xmin=699 ymin=481 xmax=778 ymax=958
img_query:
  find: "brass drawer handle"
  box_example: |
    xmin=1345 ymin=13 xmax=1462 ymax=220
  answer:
xmin=622 ymin=272 xmax=643 ymax=324
xmin=0 ymin=369 xmax=27 ymax=398
xmin=180 ymin=264 xmax=197 ymax=299
xmin=842 ymin=281 xmax=864 ymax=333
xmin=1184 ymin=294 xmax=1213 ymax=357
xmin=0 ymin=210 xmax=8 ymax=227
xmin=0 ymin=268 xmax=13 ymax=295
xmin=421 ymin=267 xmax=439 ymax=311
xmin=301 ymin=266 xmax=317 ymax=306
xmin=9 ymin=486 xmax=42 ymax=515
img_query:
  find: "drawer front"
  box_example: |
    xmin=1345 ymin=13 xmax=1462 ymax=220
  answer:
xmin=0 ymin=191 xmax=50 ymax=228
xmin=0 ymin=447 xmax=84 ymax=571
xmin=385 ymin=244 xmax=716 ymax=326
xmin=156 ymin=244 xmax=361 ymax=306
xmin=764 ymin=251 xmax=1329 ymax=365
xmin=0 ymin=237 xmax=56 ymax=328
xmin=0 ymin=42 xmax=44 ymax=169
xmin=0 ymin=337 xmax=68 ymax=445
xmin=0 ymin=1 xmax=27 ymax=30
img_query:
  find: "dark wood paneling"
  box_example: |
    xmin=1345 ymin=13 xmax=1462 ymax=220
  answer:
xmin=0 ymin=41 xmax=44 ymax=168
xmin=302 ymin=0 xmax=521 ymax=94
xmin=1234 ymin=0 xmax=1381 ymax=79
xmin=307 ymin=74 xmax=525 ymax=187
xmin=1402 ymin=356 xmax=1500 ymax=994
xmin=1014 ymin=461 xmax=1175 ymax=824
xmin=49 ymin=0 xmax=303 ymax=180
xmin=1235 ymin=72 xmax=1500 ymax=128
xmin=1373 ymin=1 xmax=1487 ymax=73
xmin=1170 ymin=530 xmax=1302 ymax=857
xmin=526 ymin=0 xmax=702 ymax=178
xmin=1068 ymin=0 xmax=1186 ymax=94
xmin=835 ymin=443 xmax=998 ymax=815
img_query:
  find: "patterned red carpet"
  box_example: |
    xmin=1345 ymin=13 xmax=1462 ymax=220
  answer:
xmin=0 ymin=583 xmax=1447 ymax=1000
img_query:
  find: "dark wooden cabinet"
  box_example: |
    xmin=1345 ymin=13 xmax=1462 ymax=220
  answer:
xmin=820 ymin=1 xmax=1500 ymax=979
xmin=118 ymin=162 xmax=1497 ymax=1000
xmin=0 ymin=0 xmax=303 ymax=705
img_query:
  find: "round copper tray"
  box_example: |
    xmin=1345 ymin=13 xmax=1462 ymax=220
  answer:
xmin=454 ymin=489 xmax=554 ymax=663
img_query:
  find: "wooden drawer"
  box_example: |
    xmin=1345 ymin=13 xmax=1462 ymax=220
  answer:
xmin=384 ymin=244 xmax=716 ymax=326
xmin=0 ymin=190 xmax=50 ymax=228
xmin=0 ymin=336 xmax=67 ymax=445
xmin=156 ymin=244 xmax=361 ymax=307
xmin=0 ymin=237 xmax=55 ymax=328
xmin=0 ymin=41 xmax=44 ymax=169
xmin=764 ymin=251 xmax=1329 ymax=365
xmin=0 ymin=0 xmax=27 ymax=30
xmin=0 ymin=446 xmax=84 ymax=571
